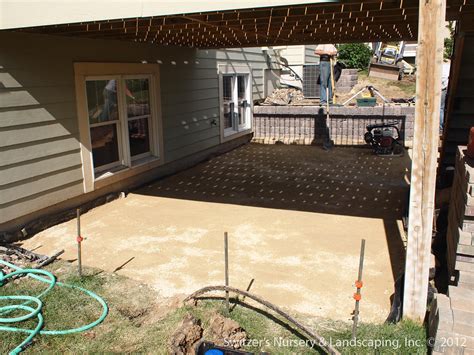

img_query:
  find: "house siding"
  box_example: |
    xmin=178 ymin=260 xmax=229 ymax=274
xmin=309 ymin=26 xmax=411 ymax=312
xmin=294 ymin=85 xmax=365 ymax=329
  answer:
xmin=272 ymin=45 xmax=319 ymax=65
xmin=304 ymin=45 xmax=319 ymax=64
xmin=0 ymin=31 xmax=275 ymax=227
xmin=274 ymin=45 xmax=305 ymax=65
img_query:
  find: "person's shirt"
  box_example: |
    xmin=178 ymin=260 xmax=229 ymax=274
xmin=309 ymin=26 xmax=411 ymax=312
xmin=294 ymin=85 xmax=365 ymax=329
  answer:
xmin=105 ymin=80 xmax=117 ymax=92
xmin=315 ymin=44 xmax=337 ymax=56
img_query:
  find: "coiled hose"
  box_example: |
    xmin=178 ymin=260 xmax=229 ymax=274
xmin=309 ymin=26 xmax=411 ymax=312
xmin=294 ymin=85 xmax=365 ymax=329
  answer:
xmin=0 ymin=260 xmax=108 ymax=355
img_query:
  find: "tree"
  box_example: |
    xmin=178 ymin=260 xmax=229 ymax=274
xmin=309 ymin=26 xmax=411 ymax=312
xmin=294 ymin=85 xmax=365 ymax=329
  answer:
xmin=444 ymin=21 xmax=455 ymax=60
xmin=336 ymin=43 xmax=373 ymax=70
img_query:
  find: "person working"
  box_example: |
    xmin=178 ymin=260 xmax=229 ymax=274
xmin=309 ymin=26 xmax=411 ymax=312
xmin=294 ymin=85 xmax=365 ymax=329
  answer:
xmin=315 ymin=44 xmax=338 ymax=105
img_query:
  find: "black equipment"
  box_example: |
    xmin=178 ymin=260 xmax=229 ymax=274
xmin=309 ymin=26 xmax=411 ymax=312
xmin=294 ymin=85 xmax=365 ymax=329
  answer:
xmin=364 ymin=123 xmax=403 ymax=156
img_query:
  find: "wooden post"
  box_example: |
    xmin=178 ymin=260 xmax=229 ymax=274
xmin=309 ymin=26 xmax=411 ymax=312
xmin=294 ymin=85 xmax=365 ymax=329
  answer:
xmin=330 ymin=57 xmax=336 ymax=104
xmin=403 ymin=0 xmax=446 ymax=320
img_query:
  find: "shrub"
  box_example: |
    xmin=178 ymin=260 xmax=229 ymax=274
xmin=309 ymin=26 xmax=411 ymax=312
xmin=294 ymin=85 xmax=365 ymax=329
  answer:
xmin=336 ymin=43 xmax=373 ymax=70
xmin=444 ymin=21 xmax=455 ymax=59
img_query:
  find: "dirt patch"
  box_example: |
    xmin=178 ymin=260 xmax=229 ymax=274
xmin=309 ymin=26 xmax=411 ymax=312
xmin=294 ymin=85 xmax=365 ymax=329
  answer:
xmin=206 ymin=311 xmax=247 ymax=349
xmin=169 ymin=313 xmax=203 ymax=354
xmin=22 ymin=144 xmax=409 ymax=323
xmin=283 ymin=71 xmax=416 ymax=106
xmin=337 ymin=72 xmax=416 ymax=104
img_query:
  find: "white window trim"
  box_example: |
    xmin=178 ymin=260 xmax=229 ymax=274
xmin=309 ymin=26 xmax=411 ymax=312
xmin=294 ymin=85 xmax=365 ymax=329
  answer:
xmin=218 ymin=64 xmax=253 ymax=143
xmin=74 ymin=63 xmax=164 ymax=193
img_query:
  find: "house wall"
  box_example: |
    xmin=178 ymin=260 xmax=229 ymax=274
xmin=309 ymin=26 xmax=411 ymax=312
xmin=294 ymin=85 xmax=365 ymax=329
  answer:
xmin=274 ymin=45 xmax=305 ymax=65
xmin=304 ymin=45 xmax=319 ymax=64
xmin=272 ymin=45 xmax=318 ymax=65
xmin=0 ymin=31 xmax=276 ymax=229
xmin=272 ymin=45 xmax=318 ymax=86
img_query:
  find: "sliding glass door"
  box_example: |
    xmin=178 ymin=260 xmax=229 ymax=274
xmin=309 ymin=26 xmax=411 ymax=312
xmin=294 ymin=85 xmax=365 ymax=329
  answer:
xmin=222 ymin=73 xmax=251 ymax=137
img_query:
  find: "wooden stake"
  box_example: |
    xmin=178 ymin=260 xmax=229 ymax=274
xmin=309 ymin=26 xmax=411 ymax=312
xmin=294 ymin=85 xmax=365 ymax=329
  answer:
xmin=36 ymin=250 xmax=64 ymax=269
xmin=352 ymin=239 xmax=365 ymax=339
xmin=77 ymin=208 xmax=83 ymax=277
xmin=230 ymin=278 xmax=255 ymax=312
xmin=326 ymin=88 xmax=330 ymax=113
xmin=403 ymin=0 xmax=445 ymax=320
xmin=330 ymin=57 xmax=336 ymax=104
xmin=224 ymin=232 xmax=229 ymax=313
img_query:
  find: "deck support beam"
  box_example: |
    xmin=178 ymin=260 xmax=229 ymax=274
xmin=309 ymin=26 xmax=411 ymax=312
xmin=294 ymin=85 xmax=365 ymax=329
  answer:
xmin=403 ymin=0 xmax=446 ymax=320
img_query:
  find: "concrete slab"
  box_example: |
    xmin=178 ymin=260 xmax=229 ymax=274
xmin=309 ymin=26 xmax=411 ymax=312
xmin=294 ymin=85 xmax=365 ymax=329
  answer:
xmin=23 ymin=144 xmax=411 ymax=322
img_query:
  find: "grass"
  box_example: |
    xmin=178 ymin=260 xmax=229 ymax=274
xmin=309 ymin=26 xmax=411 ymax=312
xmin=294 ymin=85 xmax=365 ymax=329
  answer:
xmin=323 ymin=320 xmax=428 ymax=354
xmin=1 ymin=263 xmax=428 ymax=354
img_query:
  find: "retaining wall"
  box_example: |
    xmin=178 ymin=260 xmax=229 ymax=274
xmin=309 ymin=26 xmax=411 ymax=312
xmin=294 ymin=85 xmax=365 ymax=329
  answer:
xmin=253 ymin=105 xmax=415 ymax=147
xmin=336 ymin=68 xmax=358 ymax=94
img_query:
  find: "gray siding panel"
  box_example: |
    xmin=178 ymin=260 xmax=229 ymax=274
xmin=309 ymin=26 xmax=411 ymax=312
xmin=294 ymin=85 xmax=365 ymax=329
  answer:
xmin=0 ymin=72 xmax=22 ymax=88
xmin=165 ymin=136 xmax=221 ymax=162
xmin=165 ymin=78 xmax=219 ymax=92
xmin=0 ymin=150 xmax=82 ymax=185
xmin=165 ymin=120 xmax=219 ymax=141
xmin=0 ymin=166 xmax=83 ymax=205
xmin=305 ymin=45 xmax=319 ymax=64
xmin=0 ymin=119 xmax=77 ymax=147
xmin=0 ymin=67 xmax=74 ymax=87
xmin=0 ymin=136 xmax=80 ymax=167
xmin=162 ymin=98 xmax=219 ymax=115
xmin=0 ymin=31 xmax=273 ymax=225
xmin=0 ymin=107 xmax=65 ymax=127
xmin=0 ymin=90 xmax=39 ymax=108
xmin=161 ymin=88 xmax=218 ymax=105
xmin=165 ymin=126 xmax=220 ymax=152
xmin=0 ymin=86 xmax=75 ymax=108
xmin=1 ymin=183 xmax=84 ymax=223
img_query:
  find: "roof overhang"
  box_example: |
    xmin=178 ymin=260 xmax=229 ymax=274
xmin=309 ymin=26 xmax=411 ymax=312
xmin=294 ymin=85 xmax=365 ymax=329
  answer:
xmin=0 ymin=0 xmax=336 ymax=30
xmin=1 ymin=0 xmax=473 ymax=48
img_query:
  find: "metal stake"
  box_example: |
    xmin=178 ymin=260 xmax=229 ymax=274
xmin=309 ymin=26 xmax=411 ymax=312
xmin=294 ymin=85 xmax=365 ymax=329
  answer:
xmin=224 ymin=232 xmax=229 ymax=313
xmin=77 ymin=208 xmax=83 ymax=277
xmin=352 ymin=239 xmax=366 ymax=340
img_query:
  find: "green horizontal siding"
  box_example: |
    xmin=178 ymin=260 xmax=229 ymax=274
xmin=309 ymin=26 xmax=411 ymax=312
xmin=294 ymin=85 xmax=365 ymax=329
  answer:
xmin=0 ymin=31 xmax=273 ymax=225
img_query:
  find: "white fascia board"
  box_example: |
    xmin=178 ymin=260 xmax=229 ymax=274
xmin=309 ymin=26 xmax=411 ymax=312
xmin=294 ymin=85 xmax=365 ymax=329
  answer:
xmin=0 ymin=0 xmax=336 ymax=30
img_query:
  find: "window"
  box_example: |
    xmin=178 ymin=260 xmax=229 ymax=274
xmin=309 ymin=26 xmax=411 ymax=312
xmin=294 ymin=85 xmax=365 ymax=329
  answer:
xmin=84 ymin=76 xmax=155 ymax=173
xmin=219 ymin=66 xmax=252 ymax=141
xmin=74 ymin=63 xmax=163 ymax=193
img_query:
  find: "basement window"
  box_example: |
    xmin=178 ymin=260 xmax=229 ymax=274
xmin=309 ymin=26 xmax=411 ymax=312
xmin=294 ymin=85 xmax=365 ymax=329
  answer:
xmin=219 ymin=65 xmax=252 ymax=141
xmin=85 ymin=75 xmax=156 ymax=174
xmin=74 ymin=63 xmax=163 ymax=193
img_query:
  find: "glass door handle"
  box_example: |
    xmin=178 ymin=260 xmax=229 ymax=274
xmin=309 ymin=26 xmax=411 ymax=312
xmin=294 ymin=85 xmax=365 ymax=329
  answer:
xmin=240 ymin=100 xmax=248 ymax=108
xmin=230 ymin=102 xmax=238 ymax=131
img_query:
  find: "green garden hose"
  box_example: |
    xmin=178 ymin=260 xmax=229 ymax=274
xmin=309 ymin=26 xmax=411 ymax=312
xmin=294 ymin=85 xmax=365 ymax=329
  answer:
xmin=0 ymin=260 xmax=108 ymax=355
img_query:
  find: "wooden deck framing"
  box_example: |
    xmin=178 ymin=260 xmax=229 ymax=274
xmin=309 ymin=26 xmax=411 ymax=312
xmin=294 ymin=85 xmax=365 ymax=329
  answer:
xmin=8 ymin=0 xmax=473 ymax=48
